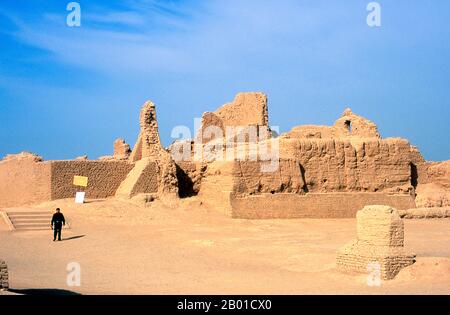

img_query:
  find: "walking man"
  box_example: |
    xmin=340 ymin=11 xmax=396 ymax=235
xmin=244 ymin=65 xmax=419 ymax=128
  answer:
xmin=51 ymin=208 xmax=66 ymax=241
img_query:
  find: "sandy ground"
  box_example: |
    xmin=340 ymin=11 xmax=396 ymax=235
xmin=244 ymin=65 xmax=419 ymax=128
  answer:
xmin=0 ymin=197 xmax=449 ymax=295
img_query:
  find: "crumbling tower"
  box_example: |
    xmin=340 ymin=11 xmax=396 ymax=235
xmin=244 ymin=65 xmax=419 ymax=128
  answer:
xmin=129 ymin=101 xmax=163 ymax=162
xmin=113 ymin=138 xmax=131 ymax=160
xmin=116 ymin=100 xmax=178 ymax=200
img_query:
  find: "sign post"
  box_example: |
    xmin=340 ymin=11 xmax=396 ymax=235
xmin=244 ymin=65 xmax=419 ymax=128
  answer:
xmin=73 ymin=176 xmax=88 ymax=204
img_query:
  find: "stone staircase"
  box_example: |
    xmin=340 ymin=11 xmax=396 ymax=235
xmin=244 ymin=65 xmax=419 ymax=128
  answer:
xmin=1 ymin=210 xmax=62 ymax=231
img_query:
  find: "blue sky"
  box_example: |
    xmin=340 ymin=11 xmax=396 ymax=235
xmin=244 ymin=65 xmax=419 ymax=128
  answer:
xmin=0 ymin=0 xmax=449 ymax=161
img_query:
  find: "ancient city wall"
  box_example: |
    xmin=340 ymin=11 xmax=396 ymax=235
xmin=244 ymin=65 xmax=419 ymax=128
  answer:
xmin=230 ymin=193 xmax=416 ymax=219
xmin=51 ymin=160 xmax=133 ymax=199
xmin=226 ymin=137 xmax=416 ymax=196
xmin=195 ymin=133 xmax=419 ymax=218
xmin=0 ymin=156 xmax=52 ymax=207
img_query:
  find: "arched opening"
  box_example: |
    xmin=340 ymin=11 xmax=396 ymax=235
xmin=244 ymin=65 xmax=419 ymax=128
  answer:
xmin=344 ymin=120 xmax=352 ymax=133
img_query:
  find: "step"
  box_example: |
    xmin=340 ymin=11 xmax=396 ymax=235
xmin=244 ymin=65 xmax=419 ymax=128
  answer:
xmin=9 ymin=213 xmax=51 ymax=217
xmin=14 ymin=223 xmax=50 ymax=228
xmin=13 ymin=225 xmax=51 ymax=230
xmin=7 ymin=212 xmax=53 ymax=216
xmin=10 ymin=219 xmax=51 ymax=224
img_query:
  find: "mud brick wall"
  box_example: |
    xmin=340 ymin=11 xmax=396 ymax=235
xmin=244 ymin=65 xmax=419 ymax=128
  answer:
xmin=0 ymin=260 xmax=8 ymax=290
xmin=0 ymin=158 xmax=52 ymax=207
xmin=232 ymin=159 xmax=307 ymax=194
xmin=230 ymin=193 xmax=416 ymax=219
xmin=50 ymin=161 xmax=133 ymax=199
xmin=129 ymin=160 xmax=159 ymax=196
xmin=278 ymin=138 xmax=415 ymax=194
xmin=336 ymin=247 xmax=415 ymax=280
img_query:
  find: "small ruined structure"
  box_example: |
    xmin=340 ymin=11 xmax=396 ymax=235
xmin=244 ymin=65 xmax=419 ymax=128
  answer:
xmin=198 ymin=92 xmax=271 ymax=144
xmin=0 ymin=92 xmax=448 ymax=218
xmin=286 ymin=107 xmax=380 ymax=139
xmin=0 ymin=260 xmax=8 ymax=290
xmin=336 ymin=205 xmax=415 ymax=280
xmin=113 ymin=139 xmax=131 ymax=160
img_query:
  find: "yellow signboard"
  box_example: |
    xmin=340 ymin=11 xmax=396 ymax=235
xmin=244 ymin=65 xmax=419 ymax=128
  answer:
xmin=73 ymin=175 xmax=88 ymax=187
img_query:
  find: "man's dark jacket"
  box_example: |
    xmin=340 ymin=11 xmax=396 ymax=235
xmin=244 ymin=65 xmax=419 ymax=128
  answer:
xmin=51 ymin=213 xmax=65 ymax=228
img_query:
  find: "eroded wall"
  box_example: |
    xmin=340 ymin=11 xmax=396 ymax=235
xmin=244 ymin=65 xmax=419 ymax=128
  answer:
xmin=414 ymin=160 xmax=450 ymax=207
xmin=278 ymin=138 xmax=414 ymax=194
xmin=233 ymin=159 xmax=307 ymax=195
xmin=0 ymin=157 xmax=52 ymax=207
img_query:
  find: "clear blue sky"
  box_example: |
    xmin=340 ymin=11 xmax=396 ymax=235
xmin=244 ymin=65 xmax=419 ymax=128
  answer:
xmin=0 ymin=0 xmax=449 ymax=161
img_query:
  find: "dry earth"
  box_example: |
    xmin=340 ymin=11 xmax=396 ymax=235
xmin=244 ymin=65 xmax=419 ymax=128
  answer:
xmin=0 ymin=198 xmax=449 ymax=295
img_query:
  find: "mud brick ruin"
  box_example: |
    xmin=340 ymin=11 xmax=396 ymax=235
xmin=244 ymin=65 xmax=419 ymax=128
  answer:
xmin=0 ymin=92 xmax=448 ymax=218
xmin=336 ymin=205 xmax=415 ymax=279
xmin=0 ymin=260 xmax=8 ymax=290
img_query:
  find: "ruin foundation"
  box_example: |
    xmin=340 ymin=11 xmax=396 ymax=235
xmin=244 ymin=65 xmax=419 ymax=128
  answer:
xmin=336 ymin=205 xmax=415 ymax=280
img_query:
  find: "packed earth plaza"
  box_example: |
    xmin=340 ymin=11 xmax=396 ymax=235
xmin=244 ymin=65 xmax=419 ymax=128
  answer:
xmin=0 ymin=92 xmax=449 ymax=294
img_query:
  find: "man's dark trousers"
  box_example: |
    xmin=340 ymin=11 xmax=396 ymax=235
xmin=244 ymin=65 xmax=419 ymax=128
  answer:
xmin=54 ymin=223 xmax=62 ymax=241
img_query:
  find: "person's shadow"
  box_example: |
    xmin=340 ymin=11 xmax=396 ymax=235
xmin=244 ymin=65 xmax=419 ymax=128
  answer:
xmin=61 ymin=235 xmax=85 ymax=241
xmin=8 ymin=288 xmax=81 ymax=295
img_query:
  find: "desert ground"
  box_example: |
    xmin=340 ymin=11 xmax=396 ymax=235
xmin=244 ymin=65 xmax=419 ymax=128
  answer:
xmin=1 ymin=198 xmax=449 ymax=295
